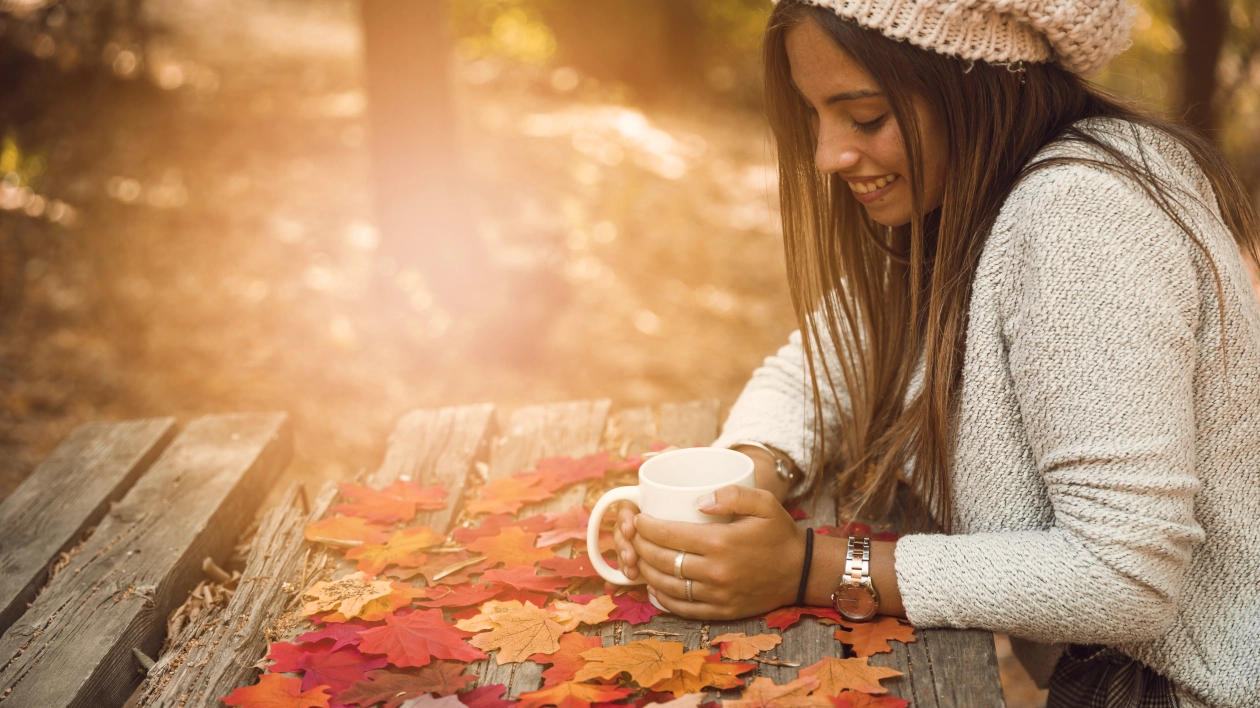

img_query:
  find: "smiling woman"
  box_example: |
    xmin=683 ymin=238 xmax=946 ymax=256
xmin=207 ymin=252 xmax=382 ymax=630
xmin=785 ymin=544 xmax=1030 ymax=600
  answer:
xmin=611 ymin=1 xmax=1260 ymax=707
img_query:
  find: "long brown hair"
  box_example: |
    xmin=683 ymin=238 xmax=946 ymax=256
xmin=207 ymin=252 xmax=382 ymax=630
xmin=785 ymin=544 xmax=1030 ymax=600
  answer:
xmin=763 ymin=1 xmax=1260 ymax=532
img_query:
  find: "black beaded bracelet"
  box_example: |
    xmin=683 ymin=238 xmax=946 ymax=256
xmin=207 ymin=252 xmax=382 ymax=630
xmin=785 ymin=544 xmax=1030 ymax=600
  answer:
xmin=796 ymin=528 xmax=815 ymax=607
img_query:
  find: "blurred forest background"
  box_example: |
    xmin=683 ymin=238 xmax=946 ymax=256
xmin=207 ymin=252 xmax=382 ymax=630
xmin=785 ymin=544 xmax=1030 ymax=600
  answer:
xmin=0 ymin=2 xmax=1257 ymax=703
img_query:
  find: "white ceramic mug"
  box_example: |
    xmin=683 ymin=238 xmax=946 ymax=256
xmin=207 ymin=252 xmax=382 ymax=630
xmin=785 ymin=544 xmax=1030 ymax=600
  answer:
xmin=586 ymin=447 xmax=755 ymax=587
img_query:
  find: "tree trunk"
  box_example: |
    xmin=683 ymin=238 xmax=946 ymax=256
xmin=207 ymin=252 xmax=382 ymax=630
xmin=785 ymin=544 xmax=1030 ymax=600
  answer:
xmin=1172 ymin=0 xmax=1229 ymax=139
xmin=360 ymin=0 xmax=486 ymax=313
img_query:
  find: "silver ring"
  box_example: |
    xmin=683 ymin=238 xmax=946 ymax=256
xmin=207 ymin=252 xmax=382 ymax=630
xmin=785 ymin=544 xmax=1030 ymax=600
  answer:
xmin=685 ymin=578 xmax=694 ymax=602
xmin=673 ymin=551 xmax=687 ymax=580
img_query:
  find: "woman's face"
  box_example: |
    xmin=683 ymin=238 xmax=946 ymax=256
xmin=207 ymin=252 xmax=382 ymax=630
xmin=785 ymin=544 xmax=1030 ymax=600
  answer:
xmin=785 ymin=19 xmax=947 ymax=227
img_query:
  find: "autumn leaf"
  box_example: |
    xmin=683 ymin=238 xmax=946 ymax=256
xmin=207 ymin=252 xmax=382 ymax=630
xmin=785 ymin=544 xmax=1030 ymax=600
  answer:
xmin=530 ymin=632 xmax=603 ymax=686
xmin=304 ymin=515 xmax=392 ymax=547
xmin=345 ymin=526 xmax=446 ymax=574
xmin=831 ymin=617 xmax=916 ymax=658
xmin=546 ymin=595 xmax=616 ymax=631
xmin=222 ymin=673 xmax=331 ymax=708
xmin=762 ymin=606 xmax=843 ymax=631
xmin=798 ymin=657 xmax=903 ymax=696
xmin=536 ymin=507 xmax=592 ymax=547
xmin=575 ymin=638 xmax=708 ymax=687
xmin=400 ymin=695 xmax=466 ymax=708
xmin=459 ymin=684 xmax=513 ymax=708
xmin=265 ymin=641 xmax=327 ymax=673
xmin=466 ymin=526 xmax=555 ymax=567
xmin=340 ymin=664 xmax=475 ymax=708
xmin=320 ymin=584 xmax=411 ymax=623
xmin=827 ymin=693 xmax=909 ymax=708
xmin=357 ymin=609 xmax=487 ymax=667
xmin=538 ymin=555 xmax=601 ymax=580
xmin=534 ymin=452 xmax=615 ymax=488
xmin=296 ymin=620 xmax=373 ymax=651
xmin=413 ymin=583 xmax=503 ymax=609
xmin=334 ymin=481 xmax=446 ymax=524
xmin=482 ymin=567 xmax=570 ymax=594
xmin=710 ymin=632 xmax=783 ymax=660
xmin=788 ymin=508 xmax=810 ymax=520
xmin=643 ymin=695 xmax=707 ymax=708
xmin=650 ymin=652 xmax=756 ymax=697
xmin=608 ymin=591 xmax=660 ymax=624
xmin=455 ymin=599 xmax=527 ymax=632
xmin=300 ymin=572 xmax=394 ymax=620
xmin=467 ymin=601 xmax=565 ymax=664
xmin=721 ymin=676 xmax=831 ymax=708
xmin=294 ymin=646 xmax=390 ymax=694
xmin=397 ymin=550 xmax=489 ymax=586
xmin=466 ymin=475 xmax=555 ymax=516
xmin=516 ymin=680 xmax=634 ymax=708
xmin=451 ymin=514 xmax=551 ymax=544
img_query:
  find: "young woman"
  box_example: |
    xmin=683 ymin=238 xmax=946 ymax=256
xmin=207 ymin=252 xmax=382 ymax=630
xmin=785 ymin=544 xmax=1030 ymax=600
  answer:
xmin=610 ymin=1 xmax=1260 ymax=706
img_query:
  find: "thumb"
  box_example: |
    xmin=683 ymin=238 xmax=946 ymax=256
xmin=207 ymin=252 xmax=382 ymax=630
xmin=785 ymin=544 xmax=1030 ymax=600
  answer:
xmin=696 ymin=485 xmax=776 ymax=519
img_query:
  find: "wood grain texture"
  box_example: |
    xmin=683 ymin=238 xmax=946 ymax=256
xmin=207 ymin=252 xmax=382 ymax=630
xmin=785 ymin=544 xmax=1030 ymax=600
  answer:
xmin=869 ymin=627 xmax=1004 ymax=707
xmin=0 ymin=413 xmax=292 ymax=708
xmin=656 ymin=400 xmax=720 ymax=449
xmin=367 ymin=404 xmax=495 ymax=533
xmin=135 ymin=481 xmax=338 ymax=707
xmin=468 ymin=400 xmax=611 ymax=696
xmin=0 ymin=418 xmax=176 ymax=637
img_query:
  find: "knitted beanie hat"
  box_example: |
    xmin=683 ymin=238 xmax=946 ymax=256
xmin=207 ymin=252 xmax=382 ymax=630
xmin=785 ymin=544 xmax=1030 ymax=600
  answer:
xmin=780 ymin=0 xmax=1136 ymax=76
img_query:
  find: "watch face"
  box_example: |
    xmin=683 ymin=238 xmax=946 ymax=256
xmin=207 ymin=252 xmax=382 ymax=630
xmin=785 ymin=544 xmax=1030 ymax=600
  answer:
xmin=834 ymin=585 xmax=878 ymax=620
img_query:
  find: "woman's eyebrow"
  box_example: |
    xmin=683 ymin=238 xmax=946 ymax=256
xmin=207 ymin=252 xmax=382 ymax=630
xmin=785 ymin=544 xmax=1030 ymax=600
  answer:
xmin=792 ymin=84 xmax=884 ymax=105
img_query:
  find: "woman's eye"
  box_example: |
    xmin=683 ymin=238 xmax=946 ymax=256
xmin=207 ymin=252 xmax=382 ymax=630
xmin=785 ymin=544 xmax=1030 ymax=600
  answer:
xmin=853 ymin=115 xmax=887 ymax=134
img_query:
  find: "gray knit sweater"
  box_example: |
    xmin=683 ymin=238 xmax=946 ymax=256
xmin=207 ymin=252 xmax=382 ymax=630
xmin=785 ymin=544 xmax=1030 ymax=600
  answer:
xmin=712 ymin=118 xmax=1260 ymax=707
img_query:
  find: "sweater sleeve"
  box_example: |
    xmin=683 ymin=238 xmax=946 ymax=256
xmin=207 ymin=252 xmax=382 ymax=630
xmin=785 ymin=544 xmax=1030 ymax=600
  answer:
xmin=893 ymin=164 xmax=1209 ymax=644
xmin=712 ymin=329 xmax=849 ymax=500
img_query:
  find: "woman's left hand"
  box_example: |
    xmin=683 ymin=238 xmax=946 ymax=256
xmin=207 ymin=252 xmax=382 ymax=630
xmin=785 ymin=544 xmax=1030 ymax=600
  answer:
xmin=631 ymin=484 xmax=806 ymax=619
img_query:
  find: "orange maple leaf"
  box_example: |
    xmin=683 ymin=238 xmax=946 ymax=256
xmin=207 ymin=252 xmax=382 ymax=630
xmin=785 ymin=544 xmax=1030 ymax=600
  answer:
xmin=831 ymin=617 xmax=916 ymax=658
xmin=333 ymin=481 xmax=446 ymax=524
xmin=465 ymin=526 xmax=555 ymax=567
xmin=345 ymin=526 xmax=445 ymax=575
xmin=222 ymin=673 xmax=331 ymax=708
xmin=304 ymin=516 xmax=392 ymax=547
xmin=575 ymin=638 xmax=708 ymax=688
xmin=546 ymin=596 xmax=616 ymax=631
xmin=721 ymin=676 xmax=831 ymax=708
xmin=516 ymin=680 xmax=633 ymax=708
xmin=827 ymin=692 xmax=909 ymax=708
xmin=300 ymin=572 xmax=395 ymax=620
xmin=798 ymin=656 xmax=903 ymax=696
xmin=464 ymin=601 xmax=564 ymax=664
xmin=530 ymin=632 xmax=603 ymax=686
xmin=466 ymin=475 xmax=555 ymax=516
xmin=455 ymin=599 xmax=529 ymax=633
xmin=650 ymin=652 xmax=756 ymax=697
xmin=536 ymin=507 xmax=591 ymax=548
xmin=710 ymin=632 xmax=783 ymax=660
xmin=340 ymin=664 xmax=475 ymax=708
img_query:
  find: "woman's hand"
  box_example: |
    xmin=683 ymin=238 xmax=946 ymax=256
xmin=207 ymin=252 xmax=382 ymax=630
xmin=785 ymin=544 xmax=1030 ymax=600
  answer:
xmin=632 ymin=485 xmax=806 ymax=619
xmin=611 ymin=501 xmax=643 ymax=582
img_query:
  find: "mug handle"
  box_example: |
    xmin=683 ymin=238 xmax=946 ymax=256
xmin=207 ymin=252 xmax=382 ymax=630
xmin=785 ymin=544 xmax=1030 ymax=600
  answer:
xmin=587 ymin=486 xmax=646 ymax=586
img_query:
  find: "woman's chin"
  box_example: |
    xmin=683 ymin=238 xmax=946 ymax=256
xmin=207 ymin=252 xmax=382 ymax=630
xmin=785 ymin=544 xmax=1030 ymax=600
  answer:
xmin=863 ymin=203 xmax=913 ymax=228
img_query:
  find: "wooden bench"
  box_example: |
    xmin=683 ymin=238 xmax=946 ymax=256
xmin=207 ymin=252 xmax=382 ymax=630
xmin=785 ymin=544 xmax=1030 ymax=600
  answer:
xmin=0 ymin=402 xmax=1004 ymax=708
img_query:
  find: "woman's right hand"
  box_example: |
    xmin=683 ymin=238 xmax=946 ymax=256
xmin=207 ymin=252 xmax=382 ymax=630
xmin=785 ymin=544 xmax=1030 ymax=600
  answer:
xmin=611 ymin=501 xmax=642 ymax=581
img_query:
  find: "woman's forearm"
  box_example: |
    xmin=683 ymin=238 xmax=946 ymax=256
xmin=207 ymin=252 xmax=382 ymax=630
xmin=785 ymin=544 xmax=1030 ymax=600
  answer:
xmin=733 ymin=444 xmax=794 ymax=504
xmin=803 ymin=536 xmax=906 ymax=618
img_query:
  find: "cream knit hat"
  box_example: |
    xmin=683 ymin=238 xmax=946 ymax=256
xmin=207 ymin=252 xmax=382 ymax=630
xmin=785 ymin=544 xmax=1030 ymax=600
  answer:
xmin=781 ymin=0 xmax=1136 ymax=76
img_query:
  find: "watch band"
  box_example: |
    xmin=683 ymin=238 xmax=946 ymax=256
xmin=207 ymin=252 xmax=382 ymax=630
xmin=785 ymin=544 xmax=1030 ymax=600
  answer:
xmin=730 ymin=440 xmax=799 ymax=485
xmin=845 ymin=536 xmax=870 ymax=584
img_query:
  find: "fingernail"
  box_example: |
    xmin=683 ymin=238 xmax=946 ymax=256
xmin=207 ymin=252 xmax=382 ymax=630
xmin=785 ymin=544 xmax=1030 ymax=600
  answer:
xmin=633 ymin=514 xmax=640 ymax=528
xmin=621 ymin=522 xmax=631 ymax=536
xmin=696 ymin=493 xmax=716 ymax=509
xmin=620 ymin=550 xmax=628 ymax=564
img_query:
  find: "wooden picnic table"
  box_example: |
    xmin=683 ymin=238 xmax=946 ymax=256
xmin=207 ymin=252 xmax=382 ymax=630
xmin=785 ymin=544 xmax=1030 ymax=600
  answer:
xmin=0 ymin=401 xmax=1004 ymax=708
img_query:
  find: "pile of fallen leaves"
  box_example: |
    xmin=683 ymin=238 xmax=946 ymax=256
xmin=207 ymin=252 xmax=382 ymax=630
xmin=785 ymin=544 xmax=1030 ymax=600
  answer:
xmin=223 ymin=451 xmax=917 ymax=708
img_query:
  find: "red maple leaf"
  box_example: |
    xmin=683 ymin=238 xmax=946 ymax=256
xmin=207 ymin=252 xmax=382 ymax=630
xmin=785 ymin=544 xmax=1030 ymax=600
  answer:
xmin=340 ymin=664 xmax=476 ymax=708
xmin=295 ymin=621 xmax=373 ymax=652
xmin=333 ymin=481 xmax=446 ymax=524
xmin=517 ymin=680 xmax=634 ymax=708
xmin=534 ymin=452 xmax=615 ymax=488
xmin=493 ymin=587 xmax=557 ymax=607
xmin=466 ymin=526 xmax=556 ymax=567
xmin=530 ymin=632 xmax=603 ymax=686
xmin=538 ymin=555 xmax=601 ymax=580
xmin=222 ymin=673 xmax=331 ymax=708
xmin=481 ymin=567 xmax=570 ymax=594
xmin=763 ymin=606 xmax=844 ymax=631
xmin=291 ymin=646 xmax=389 ymax=694
xmin=609 ymin=591 xmax=660 ymax=624
xmin=460 ymin=684 xmax=513 ymax=708
xmin=413 ymin=583 xmax=504 ymax=609
xmin=466 ymin=476 xmax=555 ymax=516
xmin=357 ymin=609 xmax=486 ymax=667
xmin=266 ymin=641 xmax=329 ymax=672
xmin=536 ymin=507 xmax=592 ymax=548
xmin=451 ymin=514 xmax=552 ymax=544
xmin=788 ymin=508 xmax=810 ymax=520
xmin=828 ymin=693 xmax=910 ymax=708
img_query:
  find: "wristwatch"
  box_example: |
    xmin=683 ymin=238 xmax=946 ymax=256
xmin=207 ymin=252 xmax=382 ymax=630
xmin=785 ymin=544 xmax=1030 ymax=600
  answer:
xmin=730 ymin=440 xmax=799 ymax=486
xmin=831 ymin=536 xmax=879 ymax=622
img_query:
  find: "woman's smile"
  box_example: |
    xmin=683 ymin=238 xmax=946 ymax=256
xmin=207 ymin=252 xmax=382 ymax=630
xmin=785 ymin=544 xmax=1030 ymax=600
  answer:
xmin=845 ymin=172 xmax=900 ymax=203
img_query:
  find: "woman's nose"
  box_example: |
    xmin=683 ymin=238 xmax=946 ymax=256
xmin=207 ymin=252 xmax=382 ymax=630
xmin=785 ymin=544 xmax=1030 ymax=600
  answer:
xmin=815 ymin=130 xmax=862 ymax=175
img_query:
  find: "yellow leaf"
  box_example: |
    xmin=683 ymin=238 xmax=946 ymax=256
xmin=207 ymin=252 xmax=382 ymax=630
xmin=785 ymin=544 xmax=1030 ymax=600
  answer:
xmin=467 ymin=601 xmax=564 ymax=664
xmin=299 ymin=571 xmax=393 ymax=620
xmin=798 ymin=656 xmax=903 ymax=696
xmin=546 ymin=596 xmax=617 ymax=631
xmin=576 ymin=639 xmax=708 ymax=688
xmin=455 ymin=600 xmax=525 ymax=633
xmin=710 ymin=631 xmax=783 ymax=660
xmin=721 ymin=676 xmax=832 ymax=708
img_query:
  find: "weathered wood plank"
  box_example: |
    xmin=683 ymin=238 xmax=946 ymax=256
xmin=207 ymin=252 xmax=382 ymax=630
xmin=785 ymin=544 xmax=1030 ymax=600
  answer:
xmin=0 ymin=418 xmax=176 ymax=637
xmin=367 ymin=404 xmax=496 ymax=533
xmin=136 ymin=481 xmax=339 ymax=707
xmin=0 ymin=413 xmax=292 ymax=708
xmin=656 ymin=400 xmax=720 ymax=449
xmin=469 ymin=400 xmax=611 ymax=696
xmin=604 ymin=406 xmax=657 ymax=458
xmin=869 ymin=627 xmax=1004 ymax=707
